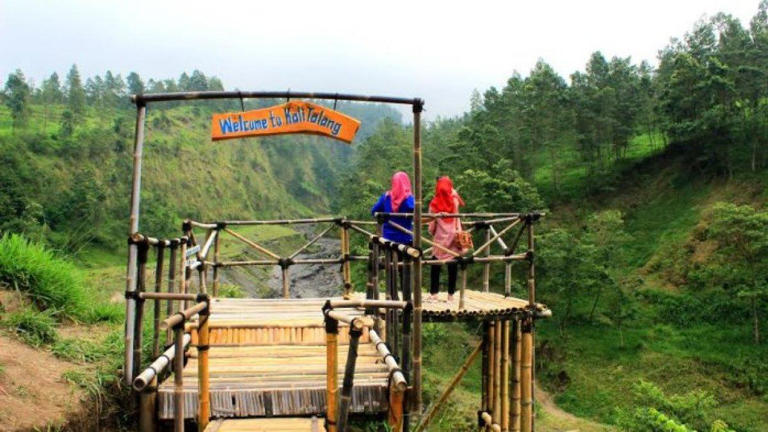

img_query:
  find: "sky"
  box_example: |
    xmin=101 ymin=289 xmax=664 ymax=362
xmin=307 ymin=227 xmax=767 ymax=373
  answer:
xmin=0 ymin=0 xmax=763 ymax=119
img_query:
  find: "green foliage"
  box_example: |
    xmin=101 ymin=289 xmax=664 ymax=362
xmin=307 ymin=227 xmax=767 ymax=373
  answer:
xmin=4 ymin=307 xmax=58 ymax=346
xmin=3 ymin=69 xmax=30 ymax=128
xmin=0 ymin=233 xmax=86 ymax=318
xmin=217 ymin=284 xmax=245 ymax=298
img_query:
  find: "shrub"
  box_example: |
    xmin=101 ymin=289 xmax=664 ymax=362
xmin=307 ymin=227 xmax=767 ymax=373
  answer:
xmin=4 ymin=307 xmax=58 ymax=346
xmin=0 ymin=233 xmax=86 ymax=318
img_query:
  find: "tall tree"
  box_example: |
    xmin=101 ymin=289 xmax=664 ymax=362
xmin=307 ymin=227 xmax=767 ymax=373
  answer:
xmin=3 ymin=69 xmax=31 ymax=129
xmin=126 ymin=72 xmax=144 ymax=95
xmin=66 ymin=64 xmax=86 ymax=122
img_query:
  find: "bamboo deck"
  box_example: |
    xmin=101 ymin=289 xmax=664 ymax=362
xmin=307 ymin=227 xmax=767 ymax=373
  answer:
xmin=204 ymin=418 xmax=325 ymax=432
xmin=158 ymin=291 xmax=546 ymax=420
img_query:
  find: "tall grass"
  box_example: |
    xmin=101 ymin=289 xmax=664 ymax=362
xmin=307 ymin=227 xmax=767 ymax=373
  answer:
xmin=0 ymin=233 xmax=87 ymax=318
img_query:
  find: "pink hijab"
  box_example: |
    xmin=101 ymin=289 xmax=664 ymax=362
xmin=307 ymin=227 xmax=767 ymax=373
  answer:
xmin=388 ymin=171 xmax=412 ymax=212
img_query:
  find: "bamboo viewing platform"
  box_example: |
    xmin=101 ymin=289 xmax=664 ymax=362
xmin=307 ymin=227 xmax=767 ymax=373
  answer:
xmin=123 ymin=90 xmax=550 ymax=432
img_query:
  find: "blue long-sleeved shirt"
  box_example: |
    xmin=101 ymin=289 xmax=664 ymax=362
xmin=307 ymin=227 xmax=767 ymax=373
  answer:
xmin=371 ymin=194 xmax=414 ymax=245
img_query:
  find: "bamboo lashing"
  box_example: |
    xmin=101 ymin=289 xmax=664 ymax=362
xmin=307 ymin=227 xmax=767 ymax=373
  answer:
xmin=134 ymin=333 xmax=191 ymax=391
xmin=414 ymin=342 xmax=482 ymax=432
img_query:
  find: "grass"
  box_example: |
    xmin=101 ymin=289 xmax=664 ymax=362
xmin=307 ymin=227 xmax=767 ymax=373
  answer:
xmin=4 ymin=307 xmax=58 ymax=346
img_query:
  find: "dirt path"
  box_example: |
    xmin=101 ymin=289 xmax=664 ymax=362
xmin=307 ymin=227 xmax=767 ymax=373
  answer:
xmin=0 ymin=334 xmax=85 ymax=432
xmin=535 ymin=383 xmax=615 ymax=432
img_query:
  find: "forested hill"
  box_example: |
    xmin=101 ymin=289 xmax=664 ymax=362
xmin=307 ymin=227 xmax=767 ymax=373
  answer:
xmin=0 ymin=68 xmax=402 ymax=253
xmin=333 ymin=6 xmax=768 ymax=431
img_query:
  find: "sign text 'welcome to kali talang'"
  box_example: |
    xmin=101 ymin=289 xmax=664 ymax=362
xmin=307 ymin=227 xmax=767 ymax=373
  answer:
xmin=211 ymin=101 xmax=361 ymax=143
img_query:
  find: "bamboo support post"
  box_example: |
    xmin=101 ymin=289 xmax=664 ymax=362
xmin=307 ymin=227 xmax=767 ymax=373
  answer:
xmin=325 ymin=316 xmax=339 ymax=432
xmin=520 ymin=319 xmax=533 ymax=432
xmin=337 ymin=325 xmax=363 ymax=432
xmin=138 ymin=379 xmax=157 ymax=432
xmin=482 ymin=322 xmax=489 ymax=412
xmin=511 ymin=319 xmax=521 ymax=432
xmin=415 ymin=342 xmax=482 ymax=432
xmin=483 ymin=228 xmax=491 ymax=293
xmin=501 ymin=320 xmax=510 ymax=432
xmin=133 ymin=241 xmax=149 ymax=382
xmin=197 ymin=301 xmax=210 ymax=432
xmin=401 ymin=262 xmax=413 ymax=432
xmin=179 ymin=240 xmax=189 ymax=309
xmin=494 ymin=320 xmax=503 ymax=422
xmin=504 ymin=263 xmax=512 ymax=297
xmin=153 ymin=245 xmax=165 ymax=358
xmin=526 ymin=217 xmax=536 ymax=432
xmin=212 ymin=229 xmax=220 ymax=296
xmin=342 ymin=224 xmax=352 ymax=297
xmin=459 ymin=265 xmax=468 ymax=310
xmin=412 ymin=100 xmax=425 ymax=418
xmin=488 ymin=321 xmax=496 ymax=415
xmin=173 ymin=325 xmax=185 ymax=432
xmin=282 ymin=265 xmax=290 ymax=299
xmin=124 ymin=103 xmax=146 ymax=385
xmin=167 ymin=242 xmax=178 ymax=346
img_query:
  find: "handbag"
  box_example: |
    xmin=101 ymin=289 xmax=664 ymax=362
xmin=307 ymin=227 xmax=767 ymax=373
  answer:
xmin=452 ymin=218 xmax=473 ymax=251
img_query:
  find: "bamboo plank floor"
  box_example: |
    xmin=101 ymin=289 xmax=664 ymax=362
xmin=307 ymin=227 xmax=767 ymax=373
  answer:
xmin=204 ymin=417 xmax=325 ymax=432
xmin=158 ymin=291 xmax=547 ymax=420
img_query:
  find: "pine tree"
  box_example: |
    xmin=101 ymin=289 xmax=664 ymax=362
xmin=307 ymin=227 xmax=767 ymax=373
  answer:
xmin=3 ymin=69 xmax=31 ymax=129
xmin=66 ymin=64 xmax=86 ymax=122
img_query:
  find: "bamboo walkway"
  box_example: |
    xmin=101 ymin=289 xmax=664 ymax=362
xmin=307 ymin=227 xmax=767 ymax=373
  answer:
xmin=157 ymin=291 xmax=547 ymax=420
xmin=204 ymin=417 xmax=325 ymax=432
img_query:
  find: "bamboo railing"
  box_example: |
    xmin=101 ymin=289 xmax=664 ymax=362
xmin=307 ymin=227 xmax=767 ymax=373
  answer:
xmin=125 ymin=211 xmax=546 ymax=432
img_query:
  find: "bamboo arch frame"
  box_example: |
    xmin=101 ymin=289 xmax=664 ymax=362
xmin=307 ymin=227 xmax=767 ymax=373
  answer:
xmin=123 ymin=91 xmax=426 ymax=413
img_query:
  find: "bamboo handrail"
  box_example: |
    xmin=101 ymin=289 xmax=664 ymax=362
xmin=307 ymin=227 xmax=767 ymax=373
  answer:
xmin=375 ymin=212 xmax=526 ymax=219
xmin=329 ymin=299 xmax=408 ymax=309
xmin=222 ymin=217 xmax=339 ymax=226
xmin=139 ymin=292 xmax=197 ymax=301
xmin=223 ymin=228 xmax=281 ymax=260
xmin=133 ymin=333 xmax=191 ymax=391
xmin=385 ymin=220 xmax=458 ymax=258
xmin=160 ymin=301 xmax=208 ymax=331
xmin=368 ymin=330 xmax=407 ymax=392
xmin=414 ymin=342 xmax=482 ymax=432
xmin=325 ymin=310 xmax=374 ymax=330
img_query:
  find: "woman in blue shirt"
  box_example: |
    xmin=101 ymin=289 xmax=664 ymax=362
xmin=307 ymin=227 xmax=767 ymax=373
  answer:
xmin=371 ymin=171 xmax=415 ymax=245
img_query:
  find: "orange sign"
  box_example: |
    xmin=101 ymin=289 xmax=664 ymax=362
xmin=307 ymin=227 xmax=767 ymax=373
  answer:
xmin=211 ymin=101 xmax=360 ymax=143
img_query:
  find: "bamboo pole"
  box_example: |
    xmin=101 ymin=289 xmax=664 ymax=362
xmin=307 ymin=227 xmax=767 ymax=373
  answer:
xmin=488 ymin=321 xmax=496 ymax=415
xmin=520 ymin=319 xmax=533 ymax=432
xmin=494 ymin=320 xmax=503 ymax=422
xmin=527 ymin=218 xmax=536 ymax=432
xmin=133 ymin=334 xmax=191 ymax=391
xmin=482 ymin=322 xmax=489 ymax=413
xmin=337 ymin=326 xmax=363 ymax=432
xmin=124 ymin=102 xmax=146 ymax=385
xmin=480 ymin=412 xmax=502 ymax=432
xmin=459 ymin=265 xmax=468 ymax=310
xmin=401 ymin=261 xmax=413 ymax=432
xmin=173 ymin=326 xmax=185 ymax=432
xmin=342 ymin=224 xmax=352 ymax=298
xmin=501 ymin=320 xmax=510 ymax=432
xmin=473 ymin=220 xmax=522 ymax=258
xmin=167 ymin=243 xmax=178 ymax=347
xmin=326 ymin=325 xmax=339 ymax=432
xmin=223 ymin=227 xmax=281 ymax=260
xmin=179 ymin=240 xmax=188 ymax=310
xmin=511 ymin=319 xmax=521 ymax=432
xmin=386 ymin=220 xmax=459 ymax=258
xmin=483 ymin=228 xmax=491 ymax=293
xmin=504 ymin=263 xmax=512 ymax=297
xmin=153 ymin=245 xmax=165 ymax=358
xmin=213 ymin=229 xmax=220 ymax=297
xmin=282 ymin=265 xmax=290 ymax=299
xmin=197 ymin=302 xmax=210 ymax=432
xmin=414 ymin=342 xmax=482 ymax=432
xmin=133 ymin=242 xmax=148 ymax=382
xmin=138 ymin=380 xmax=157 ymax=432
